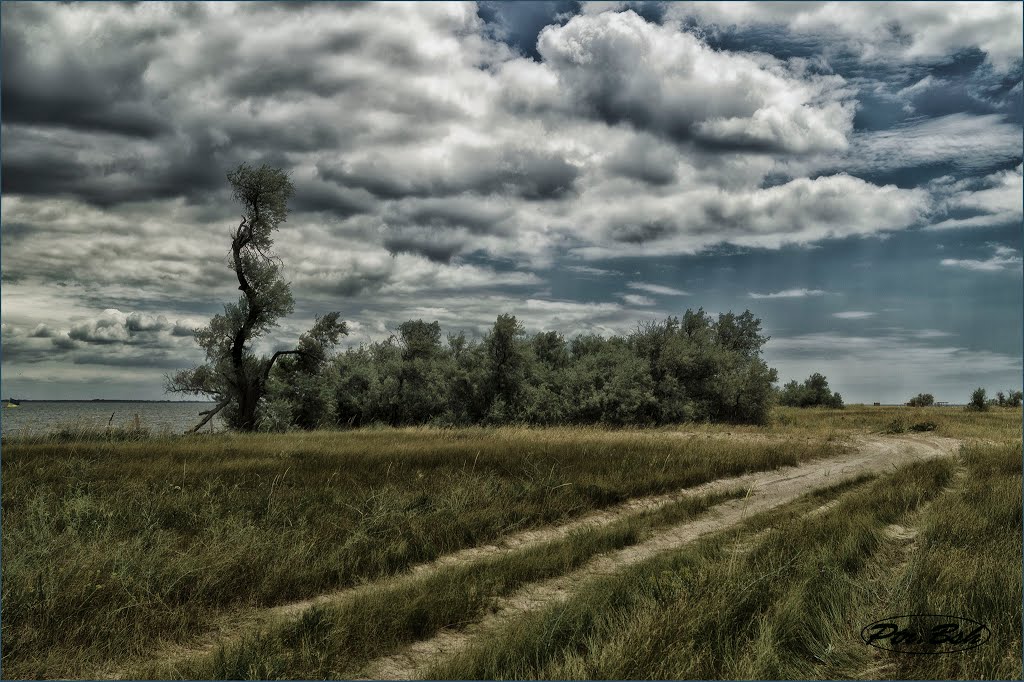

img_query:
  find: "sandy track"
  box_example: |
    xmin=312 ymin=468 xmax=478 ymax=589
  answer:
xmin=359 ymin=434 xmax=959 ymax=679
xmin=107 ymin=434 xmax=958 ymax=679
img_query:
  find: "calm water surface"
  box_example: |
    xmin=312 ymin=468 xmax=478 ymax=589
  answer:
xmin=0 ymin=401 xmax=222 ymax=436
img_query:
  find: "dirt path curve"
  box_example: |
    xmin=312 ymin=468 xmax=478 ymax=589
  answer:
xmin=107 ymin=434 xmax=957 ymax=679
xmin=358 ymin=433 xmax=959 ymax=680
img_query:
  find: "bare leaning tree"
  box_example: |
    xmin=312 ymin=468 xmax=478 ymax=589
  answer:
xmin=167 ymin=163 xmax=347 ymax=431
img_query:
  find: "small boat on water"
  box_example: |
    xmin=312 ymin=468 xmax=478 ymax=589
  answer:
xmin=5 ymin=398 xmax=22 ymax=408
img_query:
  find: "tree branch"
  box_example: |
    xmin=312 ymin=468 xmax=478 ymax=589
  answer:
xmin=190 ymin=398 xmax=230 ymax=433
xmin=262 ymin=349 xmax=305 ymax=385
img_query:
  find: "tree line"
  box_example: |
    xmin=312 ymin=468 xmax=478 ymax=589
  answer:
xmin=259 ymin=309 xmax=780 ymax=430
xmin=909 ymin=390 xmax=1022 ymax=409
xmin=967 ymin=387 xmax=1023 ymax=411
xmin=164 ymin=163 xmax=852 ymax=432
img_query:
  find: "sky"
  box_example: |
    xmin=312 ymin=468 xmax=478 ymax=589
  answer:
xmin=1 ymin=1 xmax=1022 ymax=404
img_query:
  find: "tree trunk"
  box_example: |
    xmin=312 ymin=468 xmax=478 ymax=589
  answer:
xmin=236 ymin=383 xmax=260 ymax=431
xmin=229 ymin=217 xmax=264 ymax=432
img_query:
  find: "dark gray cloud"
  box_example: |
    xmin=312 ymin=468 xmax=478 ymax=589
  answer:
xmin=389 ymin=198 xmax=516 ymax=236
xmin=383 ymin=235 xmax=466 ymax=264
xmin=1 ymin=126 xmax=229 ymax=207
xmin=320 ymin=145 xmax=580 ymax=201
xmin=380 ymin=198 xmax=516 ymax=261
xmin=2 ymin=337 xmax=63 ymax=364
xmin=1 ymin=220 xmax=42 ymax=243
xmin=290 ymin=180 xmax=377 ymax=218
xmin=171 ymin=322 xmax=199 ymax=337
xmin=71 ymin=350 xmax=185 ymax=369
xmin=0 ymin=3 xmax=173 ymax=138
xmin=609 ymin=219 xmax=678 ymax=244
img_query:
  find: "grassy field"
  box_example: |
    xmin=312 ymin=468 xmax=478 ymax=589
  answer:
xmin=1 ymin=405 xmax=1020 ymax=679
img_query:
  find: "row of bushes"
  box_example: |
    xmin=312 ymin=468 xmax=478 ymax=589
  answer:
xmin=968 ymin=388 xmax=1023 ymax=411
xmin=776 ymin=372 xmax=844 ymax=408
xmin=260 ymin=309 xmax=782 ymax=429
xmin=908 ymin=390 xmax=1023 ymax=409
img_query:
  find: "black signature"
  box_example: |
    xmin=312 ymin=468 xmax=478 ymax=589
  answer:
xmin=861 ymin=614 xmax=991 ymax=654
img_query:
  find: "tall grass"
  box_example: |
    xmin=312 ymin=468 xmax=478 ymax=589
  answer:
xmin=428 ymin=458 xmax=957 ymax=679
xmin=875 ymin=441 xmax=1023 ymax=680
xmin=1 ymin=427 xmax=840 ymax=678
xmin=144 ymin=488 xmax=745 ymax=680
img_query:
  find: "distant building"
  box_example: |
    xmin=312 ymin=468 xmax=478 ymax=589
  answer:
xmin=873 ymin=402 xmax=881 ymax=406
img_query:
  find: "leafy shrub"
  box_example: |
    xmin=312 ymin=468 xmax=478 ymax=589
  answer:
xmin=910 ymin=420 xmax=938 ymax=432
xmin=907 ymin=393 xmax=934 ymax=407
xmin=778 ymin=373 xmax=844 ymax=409
xmin=967 ymin=387 xmax=988 ymax=411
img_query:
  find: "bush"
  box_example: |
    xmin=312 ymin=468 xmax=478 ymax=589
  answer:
xmin=887 ymin=417 xmax=937 ymax=433
xmin=907 ymin=393 xmax=934 ymax=407
xmin=778 ymin=373 xmax=844 ymax=409
xmin=968 ymin=387 xmax=988 ymax=411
